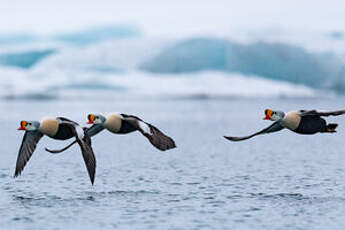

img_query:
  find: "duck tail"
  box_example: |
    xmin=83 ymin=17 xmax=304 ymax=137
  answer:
xmin=325 ymin=123 xmax=338 ymax=133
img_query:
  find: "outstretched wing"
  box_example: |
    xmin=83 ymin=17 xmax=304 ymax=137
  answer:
xmin=59 ymin=120 xmax=96 ymax=185
xmin=224 ymin=121 xmax=284 ymax=142
xmin=45 ymin=140 xmax=76 ymax=154
xmin=14 ymin=131 xmax=43 ymax=177
xmin=121 ymin=114 xmax=176 ymax=151
xmin=299 ymin=110 xmax=345 ymax=117
xmin=75 ymin=133 xmax=96 ymax=185
xmin=45 ymin=124 xmax=104 ymax=154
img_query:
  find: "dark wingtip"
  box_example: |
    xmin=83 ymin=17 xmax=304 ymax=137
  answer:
xmin=90 ymin=173 xmax=95 ymax=185
xmin=167 ymin=141 xmax=177 ymax=151
xmin=14 ymin=170 xmax=20 ymax=178
xmin=44 ymin=147 xmax=52 ymax=153
xmin=163 ymin=142 xmax=177 ymax=151
xmin=153 ymin=137 xmax=177 ymax=151
xmin=87 ymin=167 xmax=95 ymax=185
xmin=44 ymin=147 xmax=60 ymax=154
xmin=224 ymin=136 xmax=238 ymax=141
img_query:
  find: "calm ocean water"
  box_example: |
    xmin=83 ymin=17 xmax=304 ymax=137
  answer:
xmin=1 ymin=98 xmax=345 ymax=230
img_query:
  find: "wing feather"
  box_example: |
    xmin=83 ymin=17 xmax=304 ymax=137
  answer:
xmin=121 ymin=114 xmax=176 ymax=151
xmin=14 ymin=131 xmax=43 ymax=177
xmin=64 ymin=121 xmax=96 ymax=185
xmin=224 ymin=121 xmax=284 ymax=142
xmin=76 ymin=134 xmax=96 ymax=185
xmin=45 ymin=124 xmax=104 ymax=154
xmin=300 ymin=110 xmax=345 ymax=117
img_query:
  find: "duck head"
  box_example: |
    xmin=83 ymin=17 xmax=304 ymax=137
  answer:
xmin=263 ymin=109 xmax=285 ymax=121
xmin=87 ymin=114 xmax=106 ymax=125
xmin=18 ymin=120 xmax=40 ymax=131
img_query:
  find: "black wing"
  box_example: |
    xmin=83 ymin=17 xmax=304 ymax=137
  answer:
xmin=45 ymin=124 xmax=104 ymax=154
xmin=56 ymin=117 xmax=79 ymax=125
xmin=224 ymin=121 xmax=284 ymax=142
xmin=299 ymin=110 xmax=345 ymax=117
xmin=14 ymin=131 xmax=43 ymax=177
xmin=75 ymin=133 xmax=96 ymax=185
xmin=60 ymin=120 xmax=96 ymax=185
xmin=45 ymin=140 xmax=76 ymax=154
xmin=121 ymin=114 xmax=176 ymax=151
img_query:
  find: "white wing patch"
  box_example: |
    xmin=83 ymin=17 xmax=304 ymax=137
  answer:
xmin=138 ymin=121 xmax=152 ymax=135
xmin=76 ymin=126 xmax=85 ymax=140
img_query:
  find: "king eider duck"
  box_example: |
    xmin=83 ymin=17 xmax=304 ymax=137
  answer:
xmin=45 ymin=113 xmax=176 ymax=154
xmin=224 ymin=109 xmax=345 ymax=142
xmin=16 ymin=117 xmax=96 ymax=184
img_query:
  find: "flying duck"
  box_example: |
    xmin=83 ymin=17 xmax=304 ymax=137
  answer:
xmin=45 ymin=113 xmax=176 ymax=154
xmin=224 ymin=109 xmax=345 ymax=142
xmin=15 ymin=117 xmax=96 ymax=184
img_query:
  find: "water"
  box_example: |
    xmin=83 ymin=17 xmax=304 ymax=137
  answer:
xmin=1 ymin=98 xmax=345 ymax=229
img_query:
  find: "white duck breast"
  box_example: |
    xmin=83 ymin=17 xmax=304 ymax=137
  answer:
xmin=281 ymin=111 xmax=301 ymax=131
xmin=39 ymin=117 xmax=59 ymax=137
xmin=105 ymin=114 xmax=122 ymax=133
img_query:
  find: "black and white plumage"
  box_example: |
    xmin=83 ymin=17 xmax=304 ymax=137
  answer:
xmin=45 ymin=113 xmax=176 ymax=154
xmin=15 ymin=117 xmax=96 ymax=184
xmin=224 ymin=109 xmax=345 ymax=142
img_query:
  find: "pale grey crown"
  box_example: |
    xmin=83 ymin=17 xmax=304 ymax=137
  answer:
xmin=94 ymin=114 xmax=106 ymax=124
xmin=26 ymin=121 xmax=41 ymax=131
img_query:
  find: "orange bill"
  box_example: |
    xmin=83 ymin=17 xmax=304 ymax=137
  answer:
xmin=87 ymin=114 xmax=95 ymax=124
xmin=264 ymin=109 xmax=272 ymax=120
xmin=18 ymin=120 xmax=27 ymax=130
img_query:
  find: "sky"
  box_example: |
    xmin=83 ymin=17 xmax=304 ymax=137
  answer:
xmin=0 ymin=0 xmax=344 ymax=36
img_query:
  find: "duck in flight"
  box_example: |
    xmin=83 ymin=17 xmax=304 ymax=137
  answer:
xmin=45 ymin=113 xmax=176 ymax=154
xmin=15 ymin=117 xmax=96 ymax=184
xmin=224 ymin=109 xmax=345 ymax=142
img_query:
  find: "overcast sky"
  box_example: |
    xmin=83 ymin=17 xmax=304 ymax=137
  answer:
xmin=0 ymin=0 xmax=344 ymax=36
